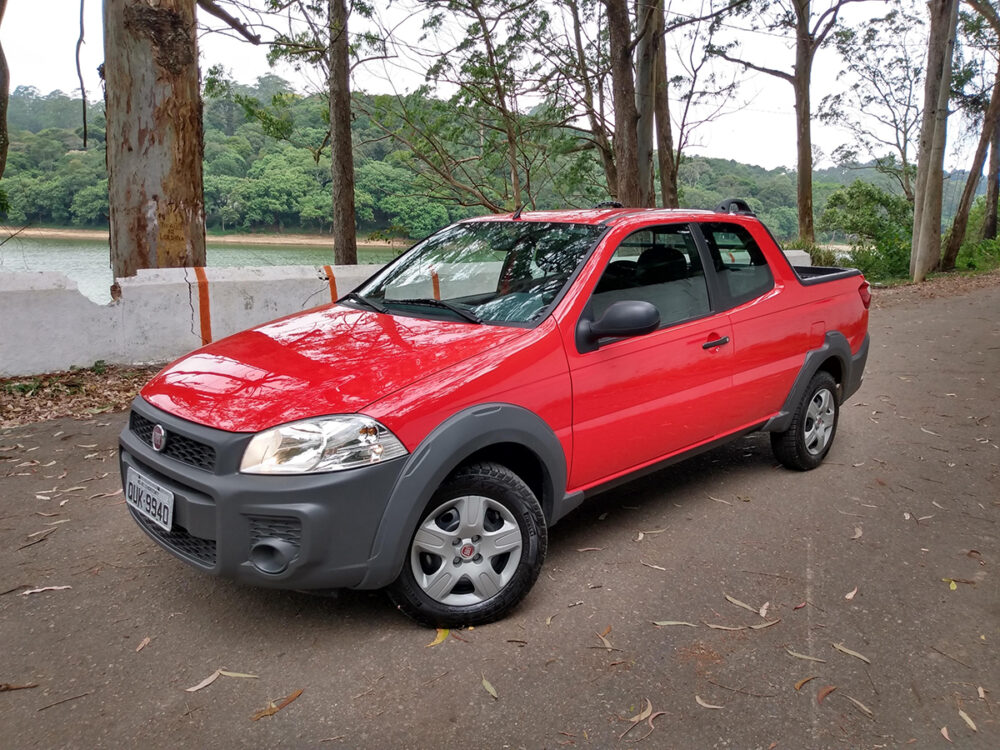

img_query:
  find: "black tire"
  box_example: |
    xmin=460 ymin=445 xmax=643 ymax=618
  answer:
xmin=387 ymin=462 xmax=547 ymax=628
xmin=770 ymin=371 xmax=839 ymax=471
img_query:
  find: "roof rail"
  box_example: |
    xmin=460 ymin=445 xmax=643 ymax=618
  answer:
xmin=714 ymin=198 xmax=755 ymax=216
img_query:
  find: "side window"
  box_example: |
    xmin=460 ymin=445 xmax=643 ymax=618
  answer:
xmin=699 ymin=222 xmax=774 ymax=303
xmin=590 ymin=224 xmax=711 ymax=328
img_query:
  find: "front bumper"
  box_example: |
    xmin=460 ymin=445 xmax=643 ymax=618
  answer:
xmin=119 ymin=397 xmax=406 ymax=590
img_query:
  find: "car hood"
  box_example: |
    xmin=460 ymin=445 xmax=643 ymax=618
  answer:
xmin=141 ymin=305 xmax=529 ymax=433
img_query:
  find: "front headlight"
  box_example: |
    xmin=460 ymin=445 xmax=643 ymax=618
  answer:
xmin=240 ymin=416 xmax=408 ymax=474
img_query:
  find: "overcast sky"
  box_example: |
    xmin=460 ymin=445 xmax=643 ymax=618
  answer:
xmin=3 ymin=1 xmax=978 ymax=175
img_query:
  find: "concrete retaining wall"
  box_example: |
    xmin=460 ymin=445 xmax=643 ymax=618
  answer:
xmin=0 ymin=265 xmax=380 ymax=377
xmin=0 ymin=250 xmax=812 ymax=377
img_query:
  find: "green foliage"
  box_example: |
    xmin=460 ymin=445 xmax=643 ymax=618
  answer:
xmin=819 ymin=180 xmax=913 ymax=280
xmin=952 ymin=196 xmax=1000 ymax=272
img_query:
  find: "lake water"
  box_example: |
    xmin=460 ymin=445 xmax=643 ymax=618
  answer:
xmin=0 ymin=236 xmax=400 ymax=303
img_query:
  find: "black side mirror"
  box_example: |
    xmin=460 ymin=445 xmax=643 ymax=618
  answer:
xmin=577 ymin=300 xmax=660 ymax=352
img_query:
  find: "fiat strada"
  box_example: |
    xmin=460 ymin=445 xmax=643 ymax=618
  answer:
xmin=119 ymin=200 xmax=870 ymax=627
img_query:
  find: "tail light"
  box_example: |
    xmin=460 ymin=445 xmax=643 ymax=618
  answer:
xmin=858 ymin=280 xmax=871 ymax=309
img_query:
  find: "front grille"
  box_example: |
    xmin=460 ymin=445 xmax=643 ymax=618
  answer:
xmin=129 ymin=506 xmax=217 ymax=566
xmin=130 ymin=411 xmax=217 ymax=471
xmin=248 ymin=515 xmax=303 ymax=546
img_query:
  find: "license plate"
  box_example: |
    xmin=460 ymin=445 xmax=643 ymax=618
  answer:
xmin=126 ymin=467 xmax=174 ymax=532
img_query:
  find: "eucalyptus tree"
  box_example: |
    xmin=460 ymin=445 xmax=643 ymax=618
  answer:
xmin=940 ymin=0 xmax=1000 ymax=269
xmin=711 ymin=0 xmax=873 ymax=244
xmin=820 ymin=8 xmax=924 ymax=204
xmin=910 ymin=0 xmax=960 ymax=281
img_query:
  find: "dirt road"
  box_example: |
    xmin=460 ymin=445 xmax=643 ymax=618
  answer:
xmin=2 ymin=279 xmax=997 ymax=748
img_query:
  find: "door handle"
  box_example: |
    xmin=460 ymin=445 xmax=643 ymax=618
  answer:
xmin=702 ymin=336 xmax=730 ymax=350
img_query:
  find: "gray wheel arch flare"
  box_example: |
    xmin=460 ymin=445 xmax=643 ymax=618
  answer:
xmin=763 ymin=331 xmax=870 ymax=434
xmin=357 ymin=403 xmax=569 ymax=590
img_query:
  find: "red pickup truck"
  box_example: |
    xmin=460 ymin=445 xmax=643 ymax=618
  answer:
xmin=119 ymin=201 xmax=869 ymax=627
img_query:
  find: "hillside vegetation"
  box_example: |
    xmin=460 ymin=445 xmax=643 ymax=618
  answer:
xmin=0 ymin=81 xmax=976 ymax=250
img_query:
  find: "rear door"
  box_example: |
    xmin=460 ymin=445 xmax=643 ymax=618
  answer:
xmin=694 ymin=221 xmax=806 ymax=429
xmin=563 ymin=223 xmax=734 ymax=490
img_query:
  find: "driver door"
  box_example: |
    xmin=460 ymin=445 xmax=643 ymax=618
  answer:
xmin=564 ymin=224 xmax=735 ymax=490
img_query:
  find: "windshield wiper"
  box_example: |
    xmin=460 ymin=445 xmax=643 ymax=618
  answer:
xmin=391 ymin=298 xmax=483 ymax=324
xmin=340 ymin=292 xmax=387 ymax=314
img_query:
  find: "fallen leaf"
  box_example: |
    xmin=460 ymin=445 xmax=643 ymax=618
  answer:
xmin=135 ymin=637 xmax=151 ymax=653
xmin=724 ymin=593 xmax=757 ymax=613
xmin=920 ymin=427 xmax=940 ymax=437
xmin=940 ymin=726 xmax=952 ymax=743
xmin=958 ymin=709 xmax=977 ymax=732
xmin=785 ymin=647 xmax=826 ymax=663
xmin=845 ymin=694 xmax=874 ymax=718
xmin=186 ymin=669 xmax=223 ymax=693
xmin=599 ymin=625 xmax=612 ymax=638
xmin=978 ymin=686 xmax=987 ymax=700
xmin=653 ymin=620 xmax=698 ymax=628
xmin=794 ymin=676 xmax=817 ymax=691
xmin=568 ymin=601 xmax=584 ymax=608
xmin=251 ymin=689 xmax=303 ymax=721
xmin=640 ymin=561 xmax=666 ymax=571
xmin=851 ymin=527 xmax=863 ymax=540
xmin=749 ymin=619 xmax=781 ymax=630
xmin=705 ymin=623 xmax=745 ymax=631
xmin=545 ymin=614 xmax=558 ymax=626
xmin=903 ymin=512 xmax=912 ymax=521
xmin=481 ymin=674 xmax=498 ymax=700
xmin=19 ymin=585 xmax=71 ymax=596
xmin=844 ymin=586 xmax=858 ymax=600
xmin=793 ymin=602 xmax=807 ymax=610
xmin=0 ymin=682 xmax=39 ymax=691
xmin=949 ymin=580 xmax=958 ymax=591
xmin=629 ymin=698 xmax=653 ymax=723
xmin=817 ymin=685 xmax=837 ymax=704
xmin=758 ymin=602 xmax=770 ymax=619
xmin=576 ymin=547 xmax=604 ymax=552
xmin=427 ymin=628 xmax=449 ymax=647
xmin=695 ymin=695 xmax=724 ymax=709
xmin=708 ymin=495 xmax=732 ymax=505
xmin=832 ymin=642 xmax=870 ymax=664
xmin=595 ymin=630 xmax=613 ymax=651
xmin=183 ymin=668 xmax=258 ymax=693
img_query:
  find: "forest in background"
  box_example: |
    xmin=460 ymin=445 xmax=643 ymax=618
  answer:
xmin=2 ymin=82 xmax=976 ymax=248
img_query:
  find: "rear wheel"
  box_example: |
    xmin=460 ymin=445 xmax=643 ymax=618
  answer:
xmin=388 ymin=462 xmax=547 ymax=627
xmin=771 ymin=371 xmax=839 ymax=471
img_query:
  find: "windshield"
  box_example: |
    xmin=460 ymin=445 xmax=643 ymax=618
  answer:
xmin=353 ymin=221 xmax=606 ymax=325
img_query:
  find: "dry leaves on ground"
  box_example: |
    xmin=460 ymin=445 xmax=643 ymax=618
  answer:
xmin=1 ymin=365 xmax=159 ymax=428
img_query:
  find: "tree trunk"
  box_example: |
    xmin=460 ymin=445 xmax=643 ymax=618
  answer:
xmin=653 ymin=2 xmax=677 ymax=208
xmin=568 ymin=0 xmax=617 ymax=197
xmin=911 ymin=0 xmax=959 ymax=282
xmin=940 ymin=56 xmax=1000 ymax=270
xmin=105 ymin=0 xmax=206 ymax=281
xmin=606 ymin=0 xmax=641 ymax=206
xmin=635 ymin=0 xmax=657 ymax=207
xmin=0 ymin=0 xmax=8 ymax=181
xmin=793 ymin=7 xmax=815 ymax=245
xmin=329 ymin=0 xmax=357 ymax=265
xmin=984 ymin=119 xmax=999 ymax=240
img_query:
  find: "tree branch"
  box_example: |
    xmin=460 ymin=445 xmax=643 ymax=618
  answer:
xmin=197 ymin=0 xmax=261 ymax=44
xmin=713 ymin=50 xmax=794 ymax=84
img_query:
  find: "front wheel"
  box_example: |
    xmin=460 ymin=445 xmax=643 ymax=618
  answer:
xmin=770 ymin=371 xmax=839 ymax=471
xmin=388 ymin=462 xmax=547 ymax=627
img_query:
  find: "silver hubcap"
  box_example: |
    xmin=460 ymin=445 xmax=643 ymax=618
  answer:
xmin=409 ymin=495 xmax=523 ymax=606
xmin=804 ymin=388 xmax=835 ymax=456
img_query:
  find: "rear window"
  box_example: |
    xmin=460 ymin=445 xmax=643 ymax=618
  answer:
xmin=699 ymin=222 xmax=774 ymax=304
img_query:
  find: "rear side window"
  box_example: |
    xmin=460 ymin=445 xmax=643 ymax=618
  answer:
xmin=589 ymin=224 xmax=711 ymax=328
xmin=699 ymin=222 xmax=774 ymax=304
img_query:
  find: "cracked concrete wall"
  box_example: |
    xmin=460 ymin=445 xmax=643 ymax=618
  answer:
xmin=0 ymin=265 xmax=380 ymax=377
